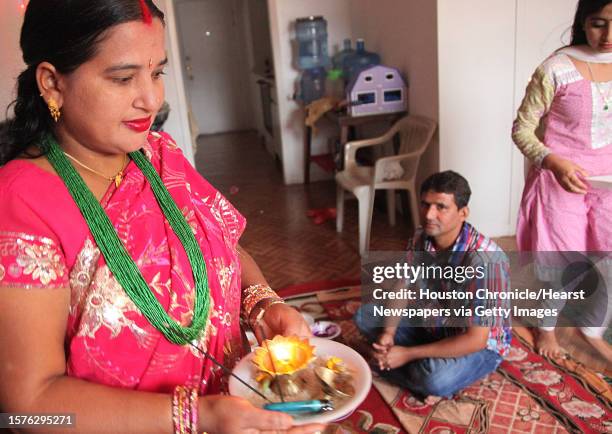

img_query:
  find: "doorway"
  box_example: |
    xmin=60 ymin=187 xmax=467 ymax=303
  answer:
xmin=174 ymin=0 xmax=254 ymax=135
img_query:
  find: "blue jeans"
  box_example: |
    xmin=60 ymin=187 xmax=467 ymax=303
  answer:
xmin=354 ymin=303 xmax=502 ymax=398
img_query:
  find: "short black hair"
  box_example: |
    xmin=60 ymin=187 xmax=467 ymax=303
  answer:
xmin=420 ymin=170 xmax=471 ymax=209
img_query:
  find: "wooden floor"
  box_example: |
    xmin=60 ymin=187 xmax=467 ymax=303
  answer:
xmin=195 ymin=131 xmax=611 ymax=375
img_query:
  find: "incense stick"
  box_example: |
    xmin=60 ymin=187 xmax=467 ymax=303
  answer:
xmin=189 ymin=343 xmax=271 ymax=402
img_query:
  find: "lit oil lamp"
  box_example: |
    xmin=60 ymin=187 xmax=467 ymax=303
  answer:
xmin=252 ymin=336 xmax=315 ymax=397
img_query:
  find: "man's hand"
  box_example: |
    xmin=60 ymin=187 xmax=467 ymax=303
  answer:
xmin=376 ymin=330 xmax=395 ymax=351
xmin=372 ymin=329 xmax=397 ymax=370
xmin=372 ymin=345 xmax=418 ymax=370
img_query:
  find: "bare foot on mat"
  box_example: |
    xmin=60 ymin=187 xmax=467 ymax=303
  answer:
xmin=535 ymin=329 xmax=565 ymax=359
xmin=425 ymin=395 xmax=443 ymax=406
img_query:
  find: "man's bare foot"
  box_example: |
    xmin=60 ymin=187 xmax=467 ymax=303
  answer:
xmin=425 ymin=395 xmax=443 ymax=406
xmin=579 ymin=332 xmax=612 ymax=364
xmin=535 ymin=329 xmax=565 ymax=359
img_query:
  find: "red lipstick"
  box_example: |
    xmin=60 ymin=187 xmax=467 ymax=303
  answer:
xmin=123 ymin=116 xmax=151 ymax=132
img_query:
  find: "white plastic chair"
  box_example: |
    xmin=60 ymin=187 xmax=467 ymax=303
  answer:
xmin=335 ymin=115 xmax=437 ymax=255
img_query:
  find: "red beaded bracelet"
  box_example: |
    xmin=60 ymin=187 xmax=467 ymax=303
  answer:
xmin=242 ymin=284 xmax=283 ymax=320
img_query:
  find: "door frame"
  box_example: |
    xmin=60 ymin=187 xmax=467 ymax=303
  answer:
xmin=159 ymin=0 xmax=195 ymax=165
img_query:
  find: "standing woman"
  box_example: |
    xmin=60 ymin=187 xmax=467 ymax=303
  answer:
xmin=513 ymin=0 xmax=612 ymax=361
xmin=0 ymin=1 xmax=322 ymax=433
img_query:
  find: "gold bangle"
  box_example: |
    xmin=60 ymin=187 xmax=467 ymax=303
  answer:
xmin=242 ymin=284 xmax=280 ymax=319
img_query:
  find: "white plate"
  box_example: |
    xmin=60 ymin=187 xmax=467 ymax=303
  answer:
xmin=588 ymin=175 xmax=612 ymax=190
xmin=228 ymin=337 xmax=372 ymax=425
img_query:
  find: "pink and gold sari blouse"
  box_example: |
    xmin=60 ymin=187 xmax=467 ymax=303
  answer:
xmin=0 ymin=132 xmax=246 ymax=394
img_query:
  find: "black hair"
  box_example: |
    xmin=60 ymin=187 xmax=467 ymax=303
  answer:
xmin=420 ymin=170 xmax=472 ymax=209
xmin=570 ymin=0 xmax=612 ymax=45
xmin=0 ymin=0 xmax=164 ymax=166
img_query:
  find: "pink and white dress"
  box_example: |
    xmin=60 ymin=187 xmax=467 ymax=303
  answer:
xmin=513 ymin=50 xmax=612 ymax=252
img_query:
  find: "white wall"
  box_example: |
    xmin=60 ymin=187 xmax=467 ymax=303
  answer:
xmin=0 ymin=2 xmax=25 ymax=120
xmin=349 ymin=0 xmax=439 ymax=190
xmin=268 ymin=0 xmax=353 ymax=184
xmin=438 ymin=0 xmax=576 ymax=238
xmin=438 ymin=0 xmax=517 ymax=237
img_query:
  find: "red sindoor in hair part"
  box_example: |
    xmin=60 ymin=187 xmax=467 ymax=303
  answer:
xmin=138 ymin=0 xmax=152 ymax=24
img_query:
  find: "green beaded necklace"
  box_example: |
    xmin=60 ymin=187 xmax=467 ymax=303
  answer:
xmin=43 ymin=135 xmax=210 ymax=345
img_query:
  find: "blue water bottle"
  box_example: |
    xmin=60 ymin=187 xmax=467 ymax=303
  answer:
xmin=299 ymin=66 xmax=327 ymax=103
xmin=296 ymin=16 xmax=330 ymax=69
xmin=332 ymin=38 xmax=355 ymax=72
xmin=343 ymin=38 xmax=381 ymax=84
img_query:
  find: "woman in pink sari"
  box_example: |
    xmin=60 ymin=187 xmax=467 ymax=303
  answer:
xmin=0 ymin=1 xmax=323 ymax=433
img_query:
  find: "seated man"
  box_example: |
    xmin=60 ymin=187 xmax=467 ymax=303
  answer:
xmin=354 ymin=170 xmax=511 ymax=399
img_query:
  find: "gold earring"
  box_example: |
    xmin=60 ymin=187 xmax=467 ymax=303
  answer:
xmin=47 ymin=97 xmax=61 ymax=122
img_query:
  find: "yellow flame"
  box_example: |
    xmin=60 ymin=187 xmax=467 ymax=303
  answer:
xmin=252 ymin=335 xmax=315 ymax=375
